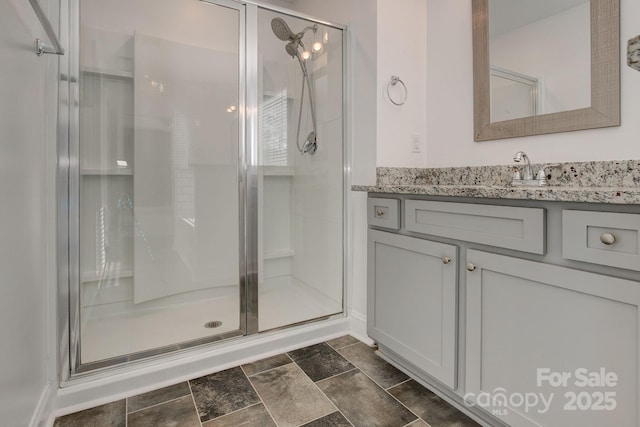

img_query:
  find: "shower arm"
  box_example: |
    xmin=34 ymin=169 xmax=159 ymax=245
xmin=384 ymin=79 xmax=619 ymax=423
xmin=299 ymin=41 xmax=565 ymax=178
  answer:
xmin=296 ymin=25 xmax=318 ymax=42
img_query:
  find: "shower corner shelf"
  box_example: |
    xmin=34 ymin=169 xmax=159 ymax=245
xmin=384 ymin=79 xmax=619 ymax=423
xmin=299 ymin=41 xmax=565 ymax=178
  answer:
xmin=81 ymin=270 xmax=134 ymax=284
xmin=81 ymin=67 xmax=134 ymax=79
xmin=81 ymin=168 xmax=133 ymax=176
xmin=264 ymin=249 xmax=295 ymax=260
xmin=262 ymin=166 xmax=295 ymax=177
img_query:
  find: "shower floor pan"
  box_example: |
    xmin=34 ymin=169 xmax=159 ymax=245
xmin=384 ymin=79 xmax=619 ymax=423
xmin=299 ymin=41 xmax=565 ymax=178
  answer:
xmin=80 ymin=275 xmax=342 ymax=364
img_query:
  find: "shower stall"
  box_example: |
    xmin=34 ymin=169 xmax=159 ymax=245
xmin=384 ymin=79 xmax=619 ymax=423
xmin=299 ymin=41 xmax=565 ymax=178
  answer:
xmin=60 ymin=0 xmax=346 ymax=374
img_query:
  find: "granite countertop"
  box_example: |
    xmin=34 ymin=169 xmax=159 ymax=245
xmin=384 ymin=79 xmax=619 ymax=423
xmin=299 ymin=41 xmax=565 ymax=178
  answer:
xmin=352 ymin=161 xmax=640 ymax=205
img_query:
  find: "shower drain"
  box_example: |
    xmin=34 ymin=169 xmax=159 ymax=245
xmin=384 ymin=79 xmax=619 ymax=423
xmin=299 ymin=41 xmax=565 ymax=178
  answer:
xmin=204 ymin=321 xmax=223 ymax=329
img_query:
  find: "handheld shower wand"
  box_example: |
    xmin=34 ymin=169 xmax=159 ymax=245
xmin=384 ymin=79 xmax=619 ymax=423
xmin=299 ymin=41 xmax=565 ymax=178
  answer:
xmin=271 ymin=17 xmax=319 ymax=154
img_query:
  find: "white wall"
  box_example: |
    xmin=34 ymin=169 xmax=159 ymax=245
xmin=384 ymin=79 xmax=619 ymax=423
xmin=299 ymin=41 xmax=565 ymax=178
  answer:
xmin=1 ymin=0 xmax=58 ymax=425
xmin=424 ymin=0 xmax=640 ymax=168
xmin=377 ymin=0 xmax=428 ymax=168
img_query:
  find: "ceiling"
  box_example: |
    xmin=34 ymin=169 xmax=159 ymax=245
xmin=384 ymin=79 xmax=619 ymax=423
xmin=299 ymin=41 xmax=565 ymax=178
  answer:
xmin=489 ymin=0 xmax=589 ymax=38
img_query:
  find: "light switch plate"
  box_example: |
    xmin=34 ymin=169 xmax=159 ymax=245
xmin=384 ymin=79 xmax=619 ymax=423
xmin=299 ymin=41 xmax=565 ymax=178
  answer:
xmin=629 ymin=35 xmax=640 ymax=71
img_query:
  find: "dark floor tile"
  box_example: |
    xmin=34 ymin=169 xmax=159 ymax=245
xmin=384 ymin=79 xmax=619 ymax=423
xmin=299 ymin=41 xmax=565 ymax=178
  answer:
xmin=127 ymin=382 xmax=191 ymax=413
xmin=203 ymin=403 xmax=276 ymax=427
xmin=317 ymin=369 xmax=417 ymax=427
xmin=388 ymin=380 xmax=480 ymax=427
xmin=407 ymin=420 xmax=431 ymax=427
xmin=250 ymin=362 xmax=335 ymax=427
xmin=242 ymin=353 xmax=292 ymax=376
xmin=128 ymin=395 xmax=199 ymax=427
xmin=54 ymin=400 xmax=125 ymax=427
xmin=190 ymin=366 xmax=260 ymax=422
xmin=326 ymin=335 xmax=360 ymax=350
xmin=302 ymin=411 xmax=353 ymax=427
xmin=288 ymin=342 xmax=355 ymax=382
xmin=338 ymin=343 xmax=409 ymax=389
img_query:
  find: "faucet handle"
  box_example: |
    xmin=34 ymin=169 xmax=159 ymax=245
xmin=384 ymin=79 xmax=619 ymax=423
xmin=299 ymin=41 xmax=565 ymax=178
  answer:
xmin=512 ymin=167 xmax=521 ymax=181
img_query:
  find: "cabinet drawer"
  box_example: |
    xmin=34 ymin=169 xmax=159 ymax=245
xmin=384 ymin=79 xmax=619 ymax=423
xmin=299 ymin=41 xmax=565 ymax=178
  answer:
xmin=367 ymin=197 xmax=400 ymax=229
xmin=405 ymin=200 xmax=545 ymax=254
xmin=563 ymin=210 xmax=640 ymax=271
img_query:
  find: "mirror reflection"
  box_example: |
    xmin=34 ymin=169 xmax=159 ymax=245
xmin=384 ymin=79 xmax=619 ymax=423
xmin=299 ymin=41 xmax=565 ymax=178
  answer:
xmin=489 ymin=0 xmax=591 ymax=122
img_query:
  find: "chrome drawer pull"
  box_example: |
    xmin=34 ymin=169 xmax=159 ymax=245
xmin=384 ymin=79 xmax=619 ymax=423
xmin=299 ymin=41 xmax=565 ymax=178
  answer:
xmin=442 ymin=256 xmax=451 ymax=265
xmin=600 ymin=233 xmax=616 ymax=245
xmin=375 ymin=209 xmax=385 ymax=217
xmin=466 ymin=263 xmax=477 ymax=272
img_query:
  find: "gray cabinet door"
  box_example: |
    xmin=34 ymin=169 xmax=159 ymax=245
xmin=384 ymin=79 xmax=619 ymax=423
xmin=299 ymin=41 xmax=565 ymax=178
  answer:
xmin=368 ymin=230 xmax=458 ymax=389
xmin=465 ymin=249 xmax=640 ymax=427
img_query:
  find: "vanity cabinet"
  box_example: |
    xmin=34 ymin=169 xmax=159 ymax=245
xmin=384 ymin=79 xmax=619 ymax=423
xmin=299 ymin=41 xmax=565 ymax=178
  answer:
xmin=366 ymin=195 xmax=640 ymax=427
xmin=368 ymin=230 xmax=458 ymax=389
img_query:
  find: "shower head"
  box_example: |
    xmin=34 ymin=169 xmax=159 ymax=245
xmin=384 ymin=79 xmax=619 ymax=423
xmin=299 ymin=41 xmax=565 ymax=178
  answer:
xmin=285 ymin=42 xmax=299 ymax=58
xmin=271 ymin=17 xmax=296 ymax=42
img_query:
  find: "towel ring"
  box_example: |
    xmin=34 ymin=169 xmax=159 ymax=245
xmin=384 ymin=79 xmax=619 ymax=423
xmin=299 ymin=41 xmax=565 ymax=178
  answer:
xmin=386 ymin=76 xmax=407 ymax=106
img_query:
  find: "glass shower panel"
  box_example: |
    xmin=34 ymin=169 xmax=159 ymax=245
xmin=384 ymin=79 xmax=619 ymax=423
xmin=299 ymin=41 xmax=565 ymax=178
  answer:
xmin=257 ymin=9 xmax=344 ymax=331
xmin=78 ymin=0 xmax=242 ymax=365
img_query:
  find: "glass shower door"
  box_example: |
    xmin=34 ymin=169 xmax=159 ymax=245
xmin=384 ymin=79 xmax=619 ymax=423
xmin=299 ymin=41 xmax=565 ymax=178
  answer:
xmin=76 ymin=0 xmax=244 ymax=368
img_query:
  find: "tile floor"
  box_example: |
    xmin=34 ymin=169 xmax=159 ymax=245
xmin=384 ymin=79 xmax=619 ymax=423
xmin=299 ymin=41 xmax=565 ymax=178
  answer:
xmin=54 ymin=336 xmax=481 ymax=427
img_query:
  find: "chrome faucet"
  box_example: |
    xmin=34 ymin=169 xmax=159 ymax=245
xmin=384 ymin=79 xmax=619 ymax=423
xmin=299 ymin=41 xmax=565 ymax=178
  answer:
xmin=513 ymin=151 xmax=533 ymax=180
xmin=511 ymin=151 xmax=561 ymax=186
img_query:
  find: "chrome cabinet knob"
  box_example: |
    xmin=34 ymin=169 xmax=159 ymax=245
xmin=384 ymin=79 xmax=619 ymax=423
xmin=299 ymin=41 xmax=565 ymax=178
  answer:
xmin=442 ymin=256 xmax=451 ymax=265
xmin=466 ymin=262 xmax=477 ymax=272
xmin=600 ymin=233 xmax=616 ymax=246
xmin=375 ymin=209 xmax=385 ymax=217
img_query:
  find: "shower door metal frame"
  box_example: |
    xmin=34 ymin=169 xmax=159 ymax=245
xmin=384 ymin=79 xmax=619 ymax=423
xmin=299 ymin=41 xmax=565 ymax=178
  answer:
xmin=58 ymin=0 xmax=349 ymax=381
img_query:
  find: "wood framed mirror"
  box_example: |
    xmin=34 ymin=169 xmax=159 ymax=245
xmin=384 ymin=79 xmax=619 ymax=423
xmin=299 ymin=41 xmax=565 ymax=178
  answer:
xmin=472 ymin=0 xmax=620 ymax=141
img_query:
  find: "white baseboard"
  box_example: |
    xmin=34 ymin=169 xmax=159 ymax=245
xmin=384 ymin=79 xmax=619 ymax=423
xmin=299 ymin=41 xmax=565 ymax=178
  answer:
xmin=29 ymin=382 xmax=55 ymax=427
xmin=348 ymin=310 xmax=374 ymax=345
